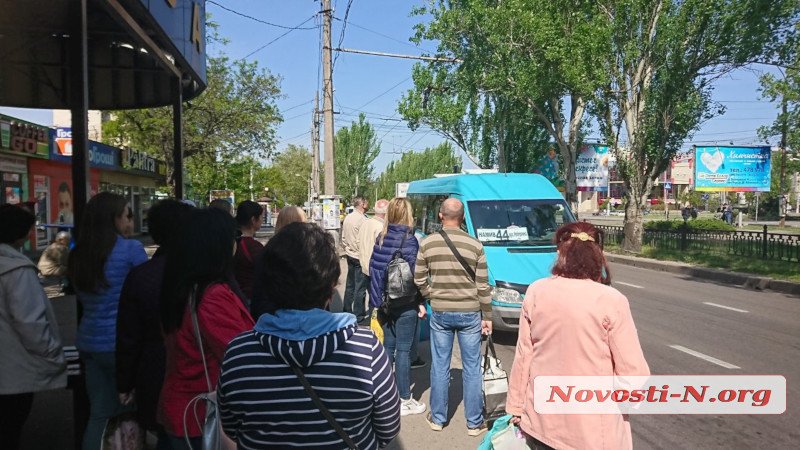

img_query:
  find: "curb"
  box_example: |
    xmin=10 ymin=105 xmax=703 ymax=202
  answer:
xmin=605 ymin=253 xmax=800 ymax=296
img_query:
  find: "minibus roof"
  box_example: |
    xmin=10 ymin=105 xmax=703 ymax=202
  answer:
xmin=407 ymin=173 xmax=563 ymax=201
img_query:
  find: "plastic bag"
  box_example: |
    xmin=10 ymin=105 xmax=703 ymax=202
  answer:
xmin=370 ymin=309 xmax=384 ymax=343
xmin=478 ymin=415 xmax=531 ymax=450
xmin=101 ymin=412 xmax=144 ymax=450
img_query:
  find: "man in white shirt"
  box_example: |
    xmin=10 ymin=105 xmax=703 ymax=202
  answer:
xmin=358 ymin=199 xmax=388 ymax=276
xmin=341 ymin=196 xmax=369 ymax=323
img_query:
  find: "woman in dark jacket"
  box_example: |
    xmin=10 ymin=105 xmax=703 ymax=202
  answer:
xmin=368 ymin=198 xmax=427 ymax=417
xmin=233 ymin=200 xmax=265 ymax=302
xmin=115 ymin=199 xmax=193 ymax=445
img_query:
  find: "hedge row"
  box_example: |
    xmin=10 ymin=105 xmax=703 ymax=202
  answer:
xmin=644 ymin=218 xmax=736 ymax=232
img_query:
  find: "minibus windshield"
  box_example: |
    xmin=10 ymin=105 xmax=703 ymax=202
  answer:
xmin=467 ymin=199 xmax=575 ymax=246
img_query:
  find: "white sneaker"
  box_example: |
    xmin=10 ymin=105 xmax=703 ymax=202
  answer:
xmin=400 ymin=398 xmax=426 ymax=416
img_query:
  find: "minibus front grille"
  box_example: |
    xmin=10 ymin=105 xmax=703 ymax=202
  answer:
xmin=506 ymin=246 xmax=557 ymax=254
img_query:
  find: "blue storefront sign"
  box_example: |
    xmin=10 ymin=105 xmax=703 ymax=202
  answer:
xmin=49 ymin=129 xmax=119 ymax=169
xmin=694 ymin=146 xmax=771 ymax=192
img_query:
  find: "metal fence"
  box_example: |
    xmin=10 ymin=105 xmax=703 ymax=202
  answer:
xmin=597 ymin=225 xmax=800 ymax=263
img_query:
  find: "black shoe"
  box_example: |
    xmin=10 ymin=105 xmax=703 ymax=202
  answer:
xmin=411 ymin=358 xmax=427 ymax=369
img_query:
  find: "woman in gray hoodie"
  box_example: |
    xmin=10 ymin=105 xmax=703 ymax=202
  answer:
xmin=0 ymin=204 xmax=66 ymax=450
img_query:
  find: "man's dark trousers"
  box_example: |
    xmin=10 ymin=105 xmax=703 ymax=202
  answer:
xmin=344 ymin=256 xmax=369 ymax=322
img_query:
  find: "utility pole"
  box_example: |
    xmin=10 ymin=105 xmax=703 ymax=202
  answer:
xmin=321 ymin=0 xmax=336 ymax=195
xmin=311 ymin=91 xmax=320 ymax=198
xmin=779 ymin=98 xmax=788 ymax=227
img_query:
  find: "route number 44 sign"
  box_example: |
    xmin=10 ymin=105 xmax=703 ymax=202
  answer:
xmin=477 ymin=227 xmax=529 ymax=242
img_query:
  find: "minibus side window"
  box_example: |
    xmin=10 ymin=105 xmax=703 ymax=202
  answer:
xmin=408 ymin=194 xmax=448 ymax=235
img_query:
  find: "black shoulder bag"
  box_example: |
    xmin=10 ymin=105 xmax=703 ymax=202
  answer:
xmin=438 ymin=230 xmax=476 ymax=282
xmin=290 ymin=365 xmax=359 ymax=450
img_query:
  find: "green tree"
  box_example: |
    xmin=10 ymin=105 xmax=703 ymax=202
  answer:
xmin=270 ymin=144 xmax=312 ymax=206
xmin=184 ymin=154 xmax=275 ymax=206
xmin=591 ymin=0 xmax=797 ymax=252
xmin=103 ymin=52 xmax=282 ymax=194
xmin=375 ymin=142 xmax=460 ymax=200
xmin=403 ymin=0 xmax=609 ymax=210
xmin=334 ymin=114 xmax=381 ymax=200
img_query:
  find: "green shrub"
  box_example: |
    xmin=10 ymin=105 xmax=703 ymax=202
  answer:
xmin=644 ymin=218 xmax=735 ymax=232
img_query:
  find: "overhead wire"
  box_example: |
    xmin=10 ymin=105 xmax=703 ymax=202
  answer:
xmin=207 ymin=1 xmax=317 ymax=30
xmin=332 ymin=0 xmax=354 ymax=69
xmin=244 ymin=15 xmax=318 ymax=59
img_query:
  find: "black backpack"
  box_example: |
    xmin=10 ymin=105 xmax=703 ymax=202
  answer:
xmin=381 ymin=231 xmax=418 ymax=312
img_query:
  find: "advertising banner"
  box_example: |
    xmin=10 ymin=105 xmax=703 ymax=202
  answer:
xmin=671 ymin=153 xmax=694 ymax=186
xmin=50 ymin=130 xmax=119 ymax=169
xmin=694 ymin=146 xmax=771 ymax=192
xmin=576 ymin=144 xmax=614 ymax=191
xmin=0 ymin=116 xmax=49 ymax=158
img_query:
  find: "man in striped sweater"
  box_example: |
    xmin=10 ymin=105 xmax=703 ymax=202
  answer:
xmin=414 ymin=198 xmax=492 ymax=436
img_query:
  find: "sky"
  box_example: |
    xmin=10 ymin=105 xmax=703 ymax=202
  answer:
xmin=0 ymin=0 xmax=785 ymax=174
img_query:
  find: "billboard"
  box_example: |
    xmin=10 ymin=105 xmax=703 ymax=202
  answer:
xmin=576 ymin=144 xmax=614 ymax=191
xmin=694 ymin=146 xmax=771 ymax=192
xmin=50 ymin=129 xmax=119 ymax=169
xmin=671 ymin=153 xmax=694 ymax=186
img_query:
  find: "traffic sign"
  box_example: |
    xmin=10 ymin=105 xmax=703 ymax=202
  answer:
xmin=664 ymin=182 xmax=672 ymax=190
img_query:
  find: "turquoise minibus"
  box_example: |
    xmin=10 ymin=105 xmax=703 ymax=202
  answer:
xmin=407 ymin=173 xmax=575 ymax=331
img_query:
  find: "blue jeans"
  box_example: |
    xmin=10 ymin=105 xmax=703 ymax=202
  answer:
xmin=80 ymin=351 xmax=134 ymax=450
xmin=429 ymin=311 xmax=484 ymax=428
xmin=344 ymin=257 xmax=369 ymax=322
xmin=382 ymin=306 xmax=419 ymax=400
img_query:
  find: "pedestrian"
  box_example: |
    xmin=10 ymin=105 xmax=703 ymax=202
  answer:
xmin=368 ymin=198 xmax=428 ymax=417
xmin=209 ymin=198 xmax=233 ymax=215
xmin=358 ymin=198 xmax=388 ymax=321
xmin=37 ymin=230 xmax=70 ymax=278
xmin=234 ymin=200 xmax=265 ymax=301
xmin=341 ymin=196 xmax=370 ymax=323
xmin=506 ymin=222 xmax=649 ymax=450
xmin=158 ymin=208 xmax=254 ymax=450
xmin=218 ymin=222 xmax=401 ymax=449
xmin=0 ymin=205 xmax=67 ymax=450
xmin=67 ymin=192 xmax=147 ymax=450
xmin=115 ymin=199 xmax=194 ymax=448
xmin=274 ymin=205 xmax=307 ymax=232
xmin=414 ymin=198 xmax=492 ymax=436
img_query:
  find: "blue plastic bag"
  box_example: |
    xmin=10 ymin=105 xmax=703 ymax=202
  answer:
xmin=478 ymin=414 xmax=530 ymax=450
xmin=419 ymin=303 xmax=432 ymax=341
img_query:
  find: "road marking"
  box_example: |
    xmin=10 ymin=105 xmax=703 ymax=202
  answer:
xmin=669 ymin=345 xmax=741 ymax=369
xmin=702 ymin=302 xmax=749 ymax=313
xmin=616 ymin=281 xmax=644 ymax=289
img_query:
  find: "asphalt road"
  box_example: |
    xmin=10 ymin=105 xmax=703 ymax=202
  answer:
xmin=19 ymin=257 xmax=800 ymax=449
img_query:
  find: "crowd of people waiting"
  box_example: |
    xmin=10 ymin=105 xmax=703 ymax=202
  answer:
xmin=0 ymin=193 xmax=648 ymax=450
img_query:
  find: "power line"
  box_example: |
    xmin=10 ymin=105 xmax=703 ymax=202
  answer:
xmin=332 ymin=0 xmax=354 ymax=69
xmin=244 ymin=15 xmax=317 ymax=59
xmin=282 ymin=99 xmax=314 ymax=114
xmin=333 ymin=17 xmax=432 ymax=53
xmin=207 ymin=1 xmax=317 ymax=30
xmin=355 ymin=76 xmax=412 ymax=110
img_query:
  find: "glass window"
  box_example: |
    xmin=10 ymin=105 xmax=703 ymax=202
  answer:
xmin=409 ymin=194 xmax=448 ymax=235
xmin=467 ymin=199 xmax=575 ymax=246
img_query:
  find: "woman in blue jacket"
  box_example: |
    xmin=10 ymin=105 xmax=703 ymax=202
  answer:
xmin=68 ymin=192 xmax=147 ymax=450
xmin=368 ymin=198 xmax=427 ymax=417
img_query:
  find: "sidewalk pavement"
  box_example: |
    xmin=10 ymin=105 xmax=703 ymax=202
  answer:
xmin=605 ymin=252 xmax=800 ymax=296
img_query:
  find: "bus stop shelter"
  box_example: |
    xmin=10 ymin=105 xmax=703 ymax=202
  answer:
xmin=0 ymin=0 xmax=207 ymax=226
xmin=1 ymin=1 xmax=207 ymax=446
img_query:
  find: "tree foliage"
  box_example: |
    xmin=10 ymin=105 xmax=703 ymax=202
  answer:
xmin=375 ymin=142 xmax=460 ymax=200
xmin=334 ymin=114 xmax=381 ymax=200
xmin=402 ymin=0 xmax=609 ymax=209
xmin=592 ymin=0 xmax=797 ymax=251
xmin=103 ymin=52 xmax=282 ymax=194
xmin=185 ymin=154 xmax=274 ymax=206
xmin=270 ymin=144 xmax=312 ymax=206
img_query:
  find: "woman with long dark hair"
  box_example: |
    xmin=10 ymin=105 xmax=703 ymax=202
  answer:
xmin=68 ymin=192 xmax=147 ymax=450
xmin=506 ymin=222 xmax=649 ymax=450
xmin=158 ymin=207 xmax=253 ymax=449
xmin=233 ymin=200 xmax=265 ymax=301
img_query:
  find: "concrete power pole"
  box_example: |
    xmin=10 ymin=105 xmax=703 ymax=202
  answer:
xmin=322 ymin=0 xmax=336 ymax=195
xmin=311 ymin=92 xmax=321 ymax=197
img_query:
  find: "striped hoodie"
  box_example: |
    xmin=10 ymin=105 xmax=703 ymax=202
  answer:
xmin=217 ymin=322 xmax=400 ymax=449
xmin=414 ymin=227 xmax=492 ymax=320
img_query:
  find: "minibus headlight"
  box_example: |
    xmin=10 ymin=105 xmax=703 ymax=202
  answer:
xmin=492 ymin=286 xmax=522 ymax=304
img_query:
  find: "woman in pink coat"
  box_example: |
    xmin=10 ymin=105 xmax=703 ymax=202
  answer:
xmin=506 ymin=222 xmax=649 ymax=450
